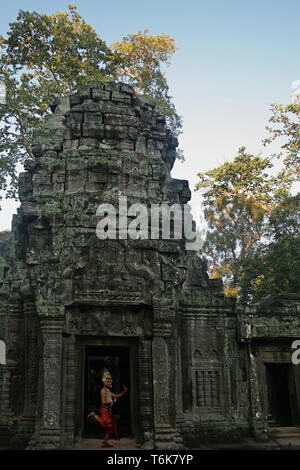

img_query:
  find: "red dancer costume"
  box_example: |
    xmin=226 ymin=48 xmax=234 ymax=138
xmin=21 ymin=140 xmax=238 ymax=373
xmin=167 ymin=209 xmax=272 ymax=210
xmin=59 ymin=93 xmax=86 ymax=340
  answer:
xmin=95 ymin=381 xmax=119 ymax=440
xmin=87 ymin=368 xmax=127 ymax=447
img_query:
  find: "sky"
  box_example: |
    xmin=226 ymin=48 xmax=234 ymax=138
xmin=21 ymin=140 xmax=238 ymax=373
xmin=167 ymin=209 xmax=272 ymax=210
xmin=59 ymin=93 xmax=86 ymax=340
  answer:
xmin=0 ymin=0 xmax=299 ymax=230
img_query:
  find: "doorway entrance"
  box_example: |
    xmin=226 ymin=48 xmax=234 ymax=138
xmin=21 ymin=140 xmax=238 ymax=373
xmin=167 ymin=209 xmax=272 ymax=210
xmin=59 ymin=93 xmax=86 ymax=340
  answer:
xmin=265 ymin=363 xmax=295 ymax=426
xmin=80 ymin=339 xmax=138 ymax=439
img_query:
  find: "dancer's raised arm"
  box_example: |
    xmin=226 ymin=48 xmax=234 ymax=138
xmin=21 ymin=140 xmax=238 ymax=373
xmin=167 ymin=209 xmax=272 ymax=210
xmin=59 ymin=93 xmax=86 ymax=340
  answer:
xmin=111 ymin=384 xmax=128 ymax=399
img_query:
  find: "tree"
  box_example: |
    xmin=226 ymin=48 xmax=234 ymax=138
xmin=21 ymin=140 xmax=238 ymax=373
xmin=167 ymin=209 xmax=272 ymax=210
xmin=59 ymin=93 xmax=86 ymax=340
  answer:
xmin=239 ymin=195 xmax=300 ymax=302
xmin=111 ymin=29 xmax=182 ymax=137
xmin=0 ymin=5 xmax=113 ymax=203
xmin=263 ymin=99 xmax=300 ymax=177
xmin=0 ymin=6 xmax=181 ymax=207
xmin=196 ymin=146 xmax=296 ymax=298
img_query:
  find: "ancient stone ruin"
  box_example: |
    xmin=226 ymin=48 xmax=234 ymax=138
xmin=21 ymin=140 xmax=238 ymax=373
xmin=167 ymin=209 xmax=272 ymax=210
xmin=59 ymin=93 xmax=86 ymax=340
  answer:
xmin=0 ymin=82 xmax=300 ymax=449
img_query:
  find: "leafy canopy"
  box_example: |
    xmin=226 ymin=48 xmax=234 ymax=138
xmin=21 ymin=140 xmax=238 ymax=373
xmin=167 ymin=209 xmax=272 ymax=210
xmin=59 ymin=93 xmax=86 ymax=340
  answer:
xmin=196 ymin=146 xmax=298 ymax=300
xmin=0 ymin=6 xmax=181 ymax=206
xmin=264 ymin=100 xmax=300 ymax=177
xmin=111 ymin=29 xmax=182 ymax=138
xmin=239 ymin=195 xmax=300 ymax=302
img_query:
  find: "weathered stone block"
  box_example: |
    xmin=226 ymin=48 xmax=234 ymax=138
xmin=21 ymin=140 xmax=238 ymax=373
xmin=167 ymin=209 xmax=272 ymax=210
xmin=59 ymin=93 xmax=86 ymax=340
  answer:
xmin=79 ymin=138 xmax=99 ymax=148
xmin=63 ymin=139 xmax=79 ymax=151
xmin=69 ymin=94 xmax=81 ymax=107
xmin=99 ymin=102 xmax=135 ymax=115
xmin=52 ymin=172 xmax=65 ymax=184
xmin=67 ymin=158 xmax=84 ymax=171
xmin=104 ymin=125 xmax=127 ymax=140
xmin=82 ymin=123 xmax=104 ymax=139
xmin=85 ymin=181 xmax=105 ymax=193
xmin=92 ymin=89 xmax=110 ymax=101
xmin=137 ymin=95 xmax=155 ymax=109
xmin=64 ymin=128 xmax=73 ymax=140
xmin=54 ymin=96 xmax=70 ymax=115
xmin=82 ymin=100 xmax=100 ymax=112
xmin=88 ymin=171 xmax=107 ymax=183
xmin=111 ymin=91 xmax=131 ymax=105
xmin=147 ymin=149 xmax=161 ymax=160
xmin=44 ymin=114 xmax=66 ymax=130
xmin=18 ymin=172 xmax=33 ymax=202
xmin=103 ymin=114 xmax=123 ymax=126
xmin=66 ymin=170 xmax=86 ymax=193
xmin=99 ymin=139 xmax=118 ymax=149
xmin=79 ymin=88 xmax=91 ymax=100
xmin=108 ymin=156 xmax=123 ymax=173
xmin=52 ymin=183 xmax=65 ymax=193
xmin=136 ymin=137 xmax=147 ymax=154
xmin=83 ymin=112 xmax=102 ymax=123
xmin=103 ymin=82 xmax=121 ymax=92
xmin=127 ymin=127 xmax=138 ymax=140
xmin=31 ymin=144 xmax=43 ymax=157
xmin=117 ymin=139 xmax=135 ymax=151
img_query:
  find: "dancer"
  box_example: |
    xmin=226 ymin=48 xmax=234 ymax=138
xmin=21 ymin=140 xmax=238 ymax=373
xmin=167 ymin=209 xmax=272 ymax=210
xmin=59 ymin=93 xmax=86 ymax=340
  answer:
xmin=87 ymin=368 xmax=128 ymax=447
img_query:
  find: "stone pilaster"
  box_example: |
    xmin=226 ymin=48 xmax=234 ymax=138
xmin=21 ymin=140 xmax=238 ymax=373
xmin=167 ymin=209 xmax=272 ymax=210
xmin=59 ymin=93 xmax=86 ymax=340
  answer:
xmin=0 ymin=365 xmax=13 ymax=445
xmin=248 ymin=343 xmax=268 ymax=440
xmin=17 ymin=296 xmax=38 ymax=439
xmin=152 ymin=308 xmax=182 ymax=449
xmin=61 ymin=334 xmax=77 ymax=448
xmin=7 ymin=292 xmax=25 ymax=418
xmin=138 ymin=339 xmax=154 ymax=449
xmin=33 ymin=317 xmax=64 ymax=449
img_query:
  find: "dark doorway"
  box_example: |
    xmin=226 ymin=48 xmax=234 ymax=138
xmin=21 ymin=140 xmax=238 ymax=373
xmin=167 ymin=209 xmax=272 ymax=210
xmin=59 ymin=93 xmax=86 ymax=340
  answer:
xmin=265 ymin=363 xmax=294 ymax=426
xmin=83 ymin=345 xmax=131 ymax=437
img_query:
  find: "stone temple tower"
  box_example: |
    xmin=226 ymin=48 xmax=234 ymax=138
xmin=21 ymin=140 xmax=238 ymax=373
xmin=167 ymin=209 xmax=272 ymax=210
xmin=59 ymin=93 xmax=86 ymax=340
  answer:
xmin=1 ymin=81 xmax=299 ymax=450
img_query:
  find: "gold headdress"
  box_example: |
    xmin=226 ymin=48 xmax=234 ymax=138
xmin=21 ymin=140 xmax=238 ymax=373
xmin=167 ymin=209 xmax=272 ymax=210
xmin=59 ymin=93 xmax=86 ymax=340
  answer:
xmin=102 ymin=368 xmax=112 ymax=384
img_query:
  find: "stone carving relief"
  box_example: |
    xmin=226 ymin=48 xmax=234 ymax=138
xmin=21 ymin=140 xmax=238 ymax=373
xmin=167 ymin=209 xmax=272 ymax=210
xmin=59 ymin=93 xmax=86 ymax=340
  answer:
xmin=64 ymin=308 xmax=152 ymax=337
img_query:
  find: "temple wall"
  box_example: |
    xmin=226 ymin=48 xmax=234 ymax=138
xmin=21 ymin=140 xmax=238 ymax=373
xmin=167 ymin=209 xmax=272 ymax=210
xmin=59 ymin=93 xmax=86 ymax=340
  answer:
xmin=1 ymin=81 xmax=299 ymax=449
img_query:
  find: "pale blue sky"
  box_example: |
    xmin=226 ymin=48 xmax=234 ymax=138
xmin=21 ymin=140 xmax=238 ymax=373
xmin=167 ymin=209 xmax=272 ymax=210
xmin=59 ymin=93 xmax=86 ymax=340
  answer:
xmin=0 ymin=0 xmax=299 ymax=229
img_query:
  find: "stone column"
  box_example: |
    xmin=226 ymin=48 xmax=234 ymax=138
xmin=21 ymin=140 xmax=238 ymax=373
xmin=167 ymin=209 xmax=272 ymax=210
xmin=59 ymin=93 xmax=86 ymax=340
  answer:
xmin=17 ymin=296 xmax=38 ymax=439
xmin=248 ymin=343 xmax=268 ymax=440
xmin=152 ymin=308 xmax=182 ymax=449
xmin=7 ymin=292 xmax=25 ymax=417
xmin=139 ymin=339 xmax=154 ymax=449
xmin=61 ymin=334 xmax=77 ymax=448
xmin=37 ymin=317 xmax=64 ymax=449
xmin=0 ymin=292 xmax=25 ymax=449
xmin=0 ymin=365 xmax=13 ymax=445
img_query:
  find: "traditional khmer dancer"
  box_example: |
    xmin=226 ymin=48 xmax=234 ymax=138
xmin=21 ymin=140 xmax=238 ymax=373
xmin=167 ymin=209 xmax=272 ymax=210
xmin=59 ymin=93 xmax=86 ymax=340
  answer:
xmin=87 ymin=368 xmax=128 ymax=447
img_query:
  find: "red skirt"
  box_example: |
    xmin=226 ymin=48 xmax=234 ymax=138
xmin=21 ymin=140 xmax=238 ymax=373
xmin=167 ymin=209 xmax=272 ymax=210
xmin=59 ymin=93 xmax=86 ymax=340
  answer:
xmin=95 ymin=407 xmax=119 ymax=440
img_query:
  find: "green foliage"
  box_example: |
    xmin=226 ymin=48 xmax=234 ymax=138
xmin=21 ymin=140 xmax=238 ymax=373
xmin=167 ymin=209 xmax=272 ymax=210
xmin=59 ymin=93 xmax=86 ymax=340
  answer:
xmin=111 ymin=29 xmax=177 ymax=92
xmin=239 ymin=236 xmax=300 ymax=302
xmin=264 ymin=100 xmax=300 ymax=177
xmin=197 ymin=147 xmax=299 ymax=300
xmin=111 ymin=29 xmax=183 ymax=139
xmin=0 ymin=6 xmax=181 ymax=207
xmin=0 ymin=5 xmax=112 ymax=203
xmin=239 ymin=197 xmax=300 ymax=302
xmin=197 ymin=146 xmax=292 ymax=213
